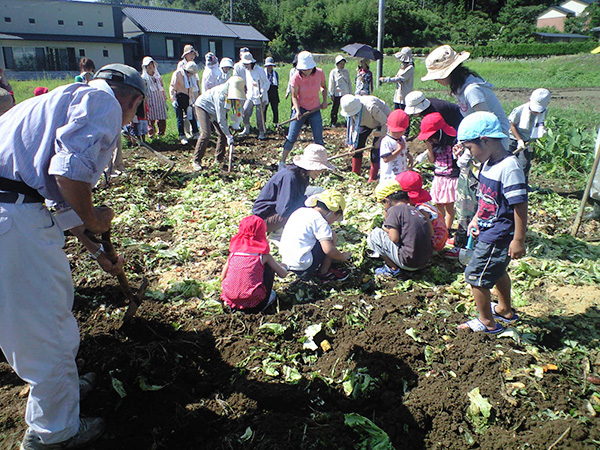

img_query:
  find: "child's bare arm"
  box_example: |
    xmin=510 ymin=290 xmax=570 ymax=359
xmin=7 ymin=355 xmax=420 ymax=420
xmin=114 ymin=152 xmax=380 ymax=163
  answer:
xmin=221 ymin=258 xmax=229 ymax=279
xmin=426 ymin=141 xmax=435 ymax=163
xmin=509 ymin=202 xmax=528 ymax=259
xmin=384 ymin=226 xmax=400 ymax=244
xmin=320 ymin=239 xmax=351 ymax=262
xmin=264 ymin=254 xmax=288 ymax=278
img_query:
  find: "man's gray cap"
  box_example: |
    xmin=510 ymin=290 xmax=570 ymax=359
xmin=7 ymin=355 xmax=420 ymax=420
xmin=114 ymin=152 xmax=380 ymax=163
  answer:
xmin=94 ymin=64 xmax=146 ymax=97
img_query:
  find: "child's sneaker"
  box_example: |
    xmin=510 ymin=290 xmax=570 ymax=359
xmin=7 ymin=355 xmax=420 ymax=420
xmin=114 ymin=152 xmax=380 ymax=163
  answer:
xmin=444 ymin=247 xmax=461 ymax=259
xmin=318 ymin=268 xmax=349 ymax=282
xmin=375 ymin=264 xmax=402 ymax=277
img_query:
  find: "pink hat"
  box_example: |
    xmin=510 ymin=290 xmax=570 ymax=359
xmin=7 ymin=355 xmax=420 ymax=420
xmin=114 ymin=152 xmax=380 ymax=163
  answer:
xmin=229 ymin=215 xmax=270 ymax=254
xmin=396 ymin=171 xmax=432 ymax=205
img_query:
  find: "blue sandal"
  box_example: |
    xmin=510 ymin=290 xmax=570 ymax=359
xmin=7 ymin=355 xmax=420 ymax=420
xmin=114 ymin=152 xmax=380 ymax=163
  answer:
xmin=490 ymin=302 xmax=520 ymax=324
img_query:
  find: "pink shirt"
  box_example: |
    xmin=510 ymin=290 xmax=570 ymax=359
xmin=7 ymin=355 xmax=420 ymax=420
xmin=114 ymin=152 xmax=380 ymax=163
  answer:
xmin=291 ymin=68 xmax=325 ymax=110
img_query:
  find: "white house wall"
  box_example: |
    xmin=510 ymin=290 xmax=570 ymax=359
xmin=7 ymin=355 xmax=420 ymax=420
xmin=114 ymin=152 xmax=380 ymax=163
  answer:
xmin=538 ymin=9 xmax=569 ymax=20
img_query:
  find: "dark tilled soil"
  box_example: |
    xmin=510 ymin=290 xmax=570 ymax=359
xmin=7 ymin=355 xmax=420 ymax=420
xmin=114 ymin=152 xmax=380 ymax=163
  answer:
xmin=1 ymin=129 xmax=599 ymax=449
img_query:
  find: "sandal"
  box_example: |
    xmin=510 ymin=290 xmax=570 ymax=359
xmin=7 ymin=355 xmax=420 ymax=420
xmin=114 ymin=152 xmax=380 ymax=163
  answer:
xmin=490 ymin=302 xmax=520 ymax=324
xmin=460 ymin=318 xmax=503 ymax=334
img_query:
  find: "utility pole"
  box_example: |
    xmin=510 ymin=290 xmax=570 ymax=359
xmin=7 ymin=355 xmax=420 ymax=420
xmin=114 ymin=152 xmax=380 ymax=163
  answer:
xmin=376 ymin=0 xmax=385 ymax=87
xmin=230 ymin=0 xmax=233 ymax=22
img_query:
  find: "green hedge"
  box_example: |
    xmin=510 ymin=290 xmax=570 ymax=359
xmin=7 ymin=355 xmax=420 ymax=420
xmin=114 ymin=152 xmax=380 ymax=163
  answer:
xmin=385 ymin=41 xmax=598 ymax=58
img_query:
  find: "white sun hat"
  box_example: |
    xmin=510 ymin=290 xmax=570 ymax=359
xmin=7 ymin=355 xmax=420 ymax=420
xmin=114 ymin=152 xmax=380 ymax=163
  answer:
xmin=293 ymin=144 xmax=335 ymax=171
xmin=404 ymin=91 xmax=431 ymax=115
xmin=421 ymin=45 xmax=470 ymax=81
xmin=264 ymin=57 xmax=276 ymax=67
xmin=394 ymin=47 xmax=414 ymax=64
xmin=296 ymin=51 xmax=317 ymax=70
xmin=183 ymin=61 xmax=199 ymax=74
xmin=334 ymin=54 xmax=347 ymax=65
xmin=219 ymin=57 xmax=234 ymax=69
xmin=339 ymin=94 xmax=362 ymax=118
xmin=241 ymin=53 xmax=256 ymax=64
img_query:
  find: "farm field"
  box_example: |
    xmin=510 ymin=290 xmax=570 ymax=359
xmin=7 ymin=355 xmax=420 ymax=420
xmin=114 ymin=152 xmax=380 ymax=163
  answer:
xmin=1 ymin=55 xmax=600 ymax=449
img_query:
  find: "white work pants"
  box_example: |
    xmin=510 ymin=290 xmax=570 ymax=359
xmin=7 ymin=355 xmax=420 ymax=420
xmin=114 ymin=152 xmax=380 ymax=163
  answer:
xmin=0 ymin=202 xmax=80 ymax=444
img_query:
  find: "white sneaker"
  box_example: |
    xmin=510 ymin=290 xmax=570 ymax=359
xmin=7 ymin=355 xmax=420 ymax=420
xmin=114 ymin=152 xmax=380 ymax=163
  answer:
xmin=180 ymin=137 xmax=188 ymax=145
xmin=238 ymin=128 xmax=250 ymax=137
xmin=20 ymin=417 xmax=105 ymax=450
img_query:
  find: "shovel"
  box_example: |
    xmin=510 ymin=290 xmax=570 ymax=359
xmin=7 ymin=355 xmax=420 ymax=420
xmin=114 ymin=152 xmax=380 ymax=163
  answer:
xmin=458 ymin=231 xmax=476 ymax=266
xmin=228 ymin=143 xmax=234 ymax=172
xmin=123 ymin=129 xmax=176 ymax=179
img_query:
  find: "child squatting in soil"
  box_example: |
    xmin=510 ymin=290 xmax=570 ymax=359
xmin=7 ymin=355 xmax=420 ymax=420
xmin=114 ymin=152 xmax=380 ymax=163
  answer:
xmin=457 ymin=112 xmax=528 ymax=333
xmin=368 ymin=179 xmax=433 ymax=278
xmin=279 ymin=189 xmax=351 ymax=282
xmin=221 ymin=215 xmax=287 ymax=313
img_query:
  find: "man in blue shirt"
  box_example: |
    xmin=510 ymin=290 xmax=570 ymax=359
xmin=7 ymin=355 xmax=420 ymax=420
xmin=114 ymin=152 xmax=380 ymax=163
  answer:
xmin=0 ymin=64 xmax=144 ymax=450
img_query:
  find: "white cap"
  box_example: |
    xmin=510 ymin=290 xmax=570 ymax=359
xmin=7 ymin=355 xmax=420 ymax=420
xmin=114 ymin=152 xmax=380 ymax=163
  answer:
xmin=296 ymin=51 xmax=316 ymax=70
xmin=529 ymin=88 xmax=551 ymax=113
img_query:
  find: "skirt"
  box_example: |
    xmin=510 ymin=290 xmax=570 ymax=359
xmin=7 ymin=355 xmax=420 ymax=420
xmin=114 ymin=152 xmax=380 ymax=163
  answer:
xmin=431 ymin=176 xmax=458 ymax=204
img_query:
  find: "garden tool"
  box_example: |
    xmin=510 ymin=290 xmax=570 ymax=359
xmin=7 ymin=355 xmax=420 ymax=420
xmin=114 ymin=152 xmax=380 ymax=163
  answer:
xmin=275 ymin=107 xmax=321 ymax=128
xmin=228 ymin=143 xmax=234 ymax=172
xmin=123 ymin=129 xmax=176 ymax=179
xmin=85 ymin=229 xmax=149 ymax=325
xmin=458 ymin=231 xmax=476 ymax=266
xmin=327 ymin=146 xmax=374 ymax=161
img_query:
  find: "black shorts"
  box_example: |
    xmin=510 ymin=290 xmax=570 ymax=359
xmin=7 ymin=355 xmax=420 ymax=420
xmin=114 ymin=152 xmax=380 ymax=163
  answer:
xmin=464 ymin=241 xmax=510 ymax=288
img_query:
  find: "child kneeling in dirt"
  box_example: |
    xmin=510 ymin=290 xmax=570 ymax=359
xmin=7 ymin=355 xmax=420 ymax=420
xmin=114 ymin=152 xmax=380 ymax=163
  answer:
xmin=279 ymin=189 xmax=351 ymax=281
xmin=221 ymin=215 xmax=288 ymax=313
xmin=368 ymin=180 xmax=433 ymax=278
xmin=457 ymin=112 xmax=527 ymax=334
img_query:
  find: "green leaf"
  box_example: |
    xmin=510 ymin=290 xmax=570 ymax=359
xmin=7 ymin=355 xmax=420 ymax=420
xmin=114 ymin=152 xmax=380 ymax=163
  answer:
xmin=137 ymin=376 xmax=165 ymax=392
xmin=344 ymin=413 xmax=395 ymax=450
xmin=109 ymin=370 xmax=127 ymax=398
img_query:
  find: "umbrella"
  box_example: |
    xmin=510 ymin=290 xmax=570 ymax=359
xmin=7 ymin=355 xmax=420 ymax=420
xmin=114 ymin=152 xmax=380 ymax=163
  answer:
xmin=342 ymin=43 xmax=383 ymax=61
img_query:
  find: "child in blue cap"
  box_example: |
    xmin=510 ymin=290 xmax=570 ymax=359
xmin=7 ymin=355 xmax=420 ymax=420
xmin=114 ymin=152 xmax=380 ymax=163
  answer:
xmin=456 ymin=112 xmax=528 ymax=334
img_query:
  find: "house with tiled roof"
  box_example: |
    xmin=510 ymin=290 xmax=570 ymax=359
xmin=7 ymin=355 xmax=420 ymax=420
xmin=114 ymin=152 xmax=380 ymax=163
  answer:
xmin=536 ymin=0 xmax=597 ymax=32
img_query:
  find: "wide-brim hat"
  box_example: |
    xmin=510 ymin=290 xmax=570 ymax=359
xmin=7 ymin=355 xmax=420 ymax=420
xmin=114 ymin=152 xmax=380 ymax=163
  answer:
xmin=296 ymin=51 xmax=316 ymax=70
xmin=394 ymin=47 xmax=414 ymax=64
xmin=229 ymin=215 xmax=269 ymax=254
xmin=334 ymin=54 xmax=347 ymax=65
xmin=396 ymin=171 xmax=431 ymax=205
xmin=293 ymin=144 xmax=335 ymax=171
xmin=264 ymin=57 xmax=276 ymax=67
xmin=241 ymin=52 xmax=256 ymax=64
xmin=417 ymin=112 xmax=456 ymax=141
xmin=181 ymin=45 xmax=198 ymax=59
xmin=226 ymin=76 xmax=246 ymax=100
xmin=529 ymin=88 xmax=551 ymax=113
xmin=339 ymin=94 xmax=361 ymax=118
xmin=421 ymin=45 xmax=470 ymax=81
xmin=404 ymin=91 xmax=430 ymax=115
xmin=220 ymin=57 xmax=234 ymax=69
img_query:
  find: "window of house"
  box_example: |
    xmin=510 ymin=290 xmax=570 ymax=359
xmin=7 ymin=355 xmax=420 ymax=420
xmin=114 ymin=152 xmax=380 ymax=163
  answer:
xmin=98 ymin=22 xmax=103 ymax=27
xmin=77 ymin=21 xmax=83 ymax=26
xmin=79 ymin=49 xmax=85 ymax=57
xmin=103 ymin=50 xmax=109 ymax=57
xmin=58 ymin=20 xmax=64 ymax=25
xmin=4 ymin=17 xmax=11 ymax=23
xmin=166 ymin=39 xmax=175 ymax=59
xmin=29 ymin=18 xmax=35 ymax=24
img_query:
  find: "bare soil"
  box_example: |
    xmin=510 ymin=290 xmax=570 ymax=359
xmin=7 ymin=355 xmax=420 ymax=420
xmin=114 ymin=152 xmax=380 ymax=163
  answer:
xmin=1 ymin=127 xmax=599 ymax=450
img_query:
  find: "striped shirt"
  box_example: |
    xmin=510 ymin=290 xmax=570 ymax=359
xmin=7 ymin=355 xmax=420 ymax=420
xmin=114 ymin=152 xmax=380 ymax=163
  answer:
xmin=0 ymin=80 xmax=122 ymax=202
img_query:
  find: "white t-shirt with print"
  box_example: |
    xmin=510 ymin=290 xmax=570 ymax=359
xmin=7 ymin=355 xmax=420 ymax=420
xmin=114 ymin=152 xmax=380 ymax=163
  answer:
xmin=379 ymin=135 xmax=408 ymax=181
xmin=280 ymin=207 xmax=333 ymax=271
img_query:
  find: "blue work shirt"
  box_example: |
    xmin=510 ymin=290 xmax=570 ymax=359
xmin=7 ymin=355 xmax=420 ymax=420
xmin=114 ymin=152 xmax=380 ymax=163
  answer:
xmin=0 ymin=80 xmax=122 ymax=202
xmin=252 ymin=166 xmax=309 ymax=219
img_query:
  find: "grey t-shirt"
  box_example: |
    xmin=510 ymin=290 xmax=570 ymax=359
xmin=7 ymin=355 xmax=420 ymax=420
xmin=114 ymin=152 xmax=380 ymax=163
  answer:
xmin=456 ymin=75 xmax=510 ymax=134
xmin=384 ymin=203 xmax=433 ymax=268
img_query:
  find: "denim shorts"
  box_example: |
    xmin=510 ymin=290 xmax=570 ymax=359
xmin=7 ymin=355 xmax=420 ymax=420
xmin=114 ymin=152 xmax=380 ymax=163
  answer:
xmin=464 ymin=241 xmax=511 ymax=288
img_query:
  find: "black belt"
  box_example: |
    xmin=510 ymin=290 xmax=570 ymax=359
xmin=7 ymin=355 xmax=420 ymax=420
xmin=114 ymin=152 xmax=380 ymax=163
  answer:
xmin=0 ymin=177 xmax=44 ymax=203
xmin=0 ymin=191 xmax=43 ymax=203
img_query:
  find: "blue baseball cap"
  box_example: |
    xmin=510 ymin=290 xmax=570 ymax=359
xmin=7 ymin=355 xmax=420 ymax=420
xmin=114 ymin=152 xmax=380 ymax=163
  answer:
xmin=457 ymin=111 xmax=507 ymax=142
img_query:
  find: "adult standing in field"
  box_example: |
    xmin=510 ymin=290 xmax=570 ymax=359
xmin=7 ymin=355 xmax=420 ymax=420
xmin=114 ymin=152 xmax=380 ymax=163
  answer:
xmin=263 ymin=57 xmax=280 ymax=126
xmin=233 ymin=47 xmax=251 ymax=79
xmin=0 ymin=64 xmax=144 ymax=450
xmin=285 ymin=54 xmax=299 ymax=118
xmin=340 ymin=93 xmax=392 ymax=181
xmin=379 ymin=47 xmax=415 ymax=111
xmin=169 ymin=61 xmax=200 ymax=144
xmin=404 ymin=90 xmax=463 ymax=131
xmin=355 ymin=59 xmax=373 ymax=96
xmin=219 ymin=57 xmax=234 ymax=83
xmin=192 ymin=76 xmax=246 ymax=171
xmin=201 ymin=52 xmax=222 ymax=94
xmin=328 ymin=55 xmax=352 ymax=127
xmin=239 ymin=52 xmax=270 ymax=140
xmin=177 ymin=44 xmax=198 ymax=70
xmin=253 ymin=144 xmax=335 ymax=234
xmin=141 ymin=56 xmax=168 ymax=137
xmin=280 ymin=51 xmax=328 ymax=167
xmin=74 ymin=58 xmax=95 ymax=84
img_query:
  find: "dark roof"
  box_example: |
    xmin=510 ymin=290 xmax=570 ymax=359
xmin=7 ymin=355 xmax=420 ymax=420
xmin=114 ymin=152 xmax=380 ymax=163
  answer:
xmin=122 ymin=5 xmax=237 ymax=38
xmin=535 ymin=32 xmax=592 ymax=38
xmin=0 ymin=33 xmax=134 ymax=44
xmin=224 ymin=22 xmax=269 ymax=42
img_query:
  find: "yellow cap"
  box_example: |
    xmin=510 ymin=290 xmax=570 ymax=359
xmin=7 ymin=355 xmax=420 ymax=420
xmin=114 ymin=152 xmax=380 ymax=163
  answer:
xmin=374 ymin=180 xmax=403 ymax=202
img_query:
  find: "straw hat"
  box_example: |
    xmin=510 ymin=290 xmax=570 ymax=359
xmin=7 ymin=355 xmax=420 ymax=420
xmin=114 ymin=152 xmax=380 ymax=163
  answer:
xmin=241 ymin=52 xmax=256 ymax=64
xmin=264 ymin=57 xmax=276 ymax=67
xmin=421 ymin=45 xmax=470 ymax=81
xmin=293 ymin=144 xmax=335 ymax=171
xmin=181 ymin=44 xmax=198 ymax=59
xmin=296 ymin=51 xmax=316 ymax=70
xmin=339 ymin=94 xmax=362 ymax=118
xmin=394 ymin=47 xmax=414 ymax=64
xmin=226 ymin=76 xmax=246 ymax=100
xmin=404 ymin=91 xmax=431 ymax=115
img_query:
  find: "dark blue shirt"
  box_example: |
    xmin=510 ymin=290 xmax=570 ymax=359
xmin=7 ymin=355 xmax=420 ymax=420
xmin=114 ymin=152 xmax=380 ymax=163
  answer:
xmin=425 ymin=98 xmax=463 ymax=131
xmin=252 ymin=166 xmax=309 ymax=219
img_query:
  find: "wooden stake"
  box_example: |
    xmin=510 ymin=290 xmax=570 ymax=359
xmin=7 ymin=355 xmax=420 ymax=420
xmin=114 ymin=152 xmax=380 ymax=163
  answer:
xmin=571 ymin=127 xmax=600 ymax=237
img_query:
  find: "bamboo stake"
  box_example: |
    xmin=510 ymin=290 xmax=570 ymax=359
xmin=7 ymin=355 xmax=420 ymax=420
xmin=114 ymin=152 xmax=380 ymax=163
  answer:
xmin=571 ymin=126 xmax=600 ymax=236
